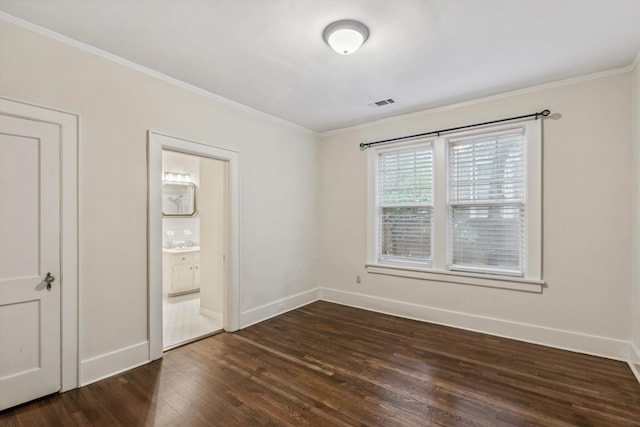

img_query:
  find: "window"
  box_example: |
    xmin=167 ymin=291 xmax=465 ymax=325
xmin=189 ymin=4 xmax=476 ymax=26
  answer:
xmin=448 ymin=129 xmax=525 ymax=275
xmin=368 ymin=120 xmax=541 ymax=283
xmin=377 ymin=144 xmax=433 ymax=266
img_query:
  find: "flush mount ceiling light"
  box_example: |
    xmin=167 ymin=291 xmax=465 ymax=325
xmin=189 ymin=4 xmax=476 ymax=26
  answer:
xmin=323 ymin=19 xmax=369 ymax=55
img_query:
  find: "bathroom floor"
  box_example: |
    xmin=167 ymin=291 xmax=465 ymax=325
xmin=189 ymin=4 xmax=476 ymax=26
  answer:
xmin=163 ymin=292 xmax=222 ymax=350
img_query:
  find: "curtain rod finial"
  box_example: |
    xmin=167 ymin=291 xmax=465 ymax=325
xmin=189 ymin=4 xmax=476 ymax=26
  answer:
xmin=535 ymin=110 xmax=551 ymax=120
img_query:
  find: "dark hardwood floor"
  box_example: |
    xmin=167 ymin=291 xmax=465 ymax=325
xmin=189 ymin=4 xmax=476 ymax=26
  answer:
xmin=2 ymin=301 xmax=640 ymax=426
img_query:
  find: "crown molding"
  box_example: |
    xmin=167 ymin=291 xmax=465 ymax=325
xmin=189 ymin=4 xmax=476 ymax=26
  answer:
xmin=321 ymin=64 xmax=635 ymax=138
xmin=0 ymin=12 xmax=317 ymax=136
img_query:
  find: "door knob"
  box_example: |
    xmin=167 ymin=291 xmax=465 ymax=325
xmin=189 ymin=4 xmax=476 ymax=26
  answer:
xmin=44 ymin=272 xmax=55 ymax=291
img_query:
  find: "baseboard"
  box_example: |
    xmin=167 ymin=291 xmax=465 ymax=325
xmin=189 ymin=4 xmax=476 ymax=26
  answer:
xmin=75 ymin=289 xmax=639 ymax=387
xmin=630 ymin=363 xmax=640 ymax=384
xmin=80 ymin=341 xmax=149 ymax=386
xmin=631 ymin=342 xmax=640 ymax=363
xmin=200 ymin=306 xmax=222 ymax=323
xmin=240 ymin=288 xmax=320 ymax=329
xmin=319 ymin=287 xmax=631 ymax=362
xmin=629 ymin=343 xmax=640 ymax=384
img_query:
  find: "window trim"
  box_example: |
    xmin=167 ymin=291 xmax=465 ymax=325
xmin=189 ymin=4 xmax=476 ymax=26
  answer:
xmin=364 ymin=263 xmax=544 ymax=293
xmin=367 ymin=119 xmax=542 ymax=288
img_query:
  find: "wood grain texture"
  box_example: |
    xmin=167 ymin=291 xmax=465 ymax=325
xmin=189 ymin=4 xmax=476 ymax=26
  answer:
xmin=1 ymin=301 xmax=639 ymax=426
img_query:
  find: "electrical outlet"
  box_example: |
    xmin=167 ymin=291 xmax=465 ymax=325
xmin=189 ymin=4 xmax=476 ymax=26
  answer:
xmin=356 ymin=275 xmax=361 ymax=284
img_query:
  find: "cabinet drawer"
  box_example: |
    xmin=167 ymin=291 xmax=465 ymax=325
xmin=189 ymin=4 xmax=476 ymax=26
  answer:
xmin=172 ymin=253 xmax=195 ymax=265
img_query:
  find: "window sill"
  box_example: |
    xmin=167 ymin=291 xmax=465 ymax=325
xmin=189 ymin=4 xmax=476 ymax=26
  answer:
xmin=365 ymin=263 xmax=544 ymax=293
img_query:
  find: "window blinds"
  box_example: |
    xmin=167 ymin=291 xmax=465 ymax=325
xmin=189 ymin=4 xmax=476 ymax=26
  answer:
xmin=378 ymin=145 xmax=433 ymax=265
xmin=448 ymin=129 xmax=525 ymax=275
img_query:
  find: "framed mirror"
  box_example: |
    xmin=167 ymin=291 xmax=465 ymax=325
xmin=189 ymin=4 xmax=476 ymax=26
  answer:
xmin=162 ymin=182 xmax=197 ymax=216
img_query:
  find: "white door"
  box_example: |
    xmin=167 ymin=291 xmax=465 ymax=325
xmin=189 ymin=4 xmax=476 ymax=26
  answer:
xmin=0 ymin=114 xmax=61 ymax=411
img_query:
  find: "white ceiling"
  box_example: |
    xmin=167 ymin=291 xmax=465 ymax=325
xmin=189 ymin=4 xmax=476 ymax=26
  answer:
xmin=2 ymin=0 xmax=640 ymax=133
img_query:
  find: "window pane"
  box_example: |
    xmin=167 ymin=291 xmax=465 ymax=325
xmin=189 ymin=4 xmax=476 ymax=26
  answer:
xmin=379 ymin=146 xmax=432 ymax=206
xmin=380 ymin=206 xmax=432 ymax=263
xmin=377 ymin=143 xmax=433 ymax=265
xmin=449 ymin=130 xmax=525 ymax=203
xmin=449 ymin=204 xmax=524 ymax=273
xmin=448 ymin=129 xmax=526 ymax=276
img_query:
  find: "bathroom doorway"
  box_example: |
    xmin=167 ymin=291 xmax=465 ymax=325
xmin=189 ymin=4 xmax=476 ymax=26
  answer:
xmin=161 ymin=150 xmax=226 ymax=349
xmin=148 ymin=131 xmax=240 ymax=360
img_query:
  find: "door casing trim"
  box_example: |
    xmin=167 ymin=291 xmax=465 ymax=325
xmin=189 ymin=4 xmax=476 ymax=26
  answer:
xmin=147 ymin=131 xmax=240 ymax=360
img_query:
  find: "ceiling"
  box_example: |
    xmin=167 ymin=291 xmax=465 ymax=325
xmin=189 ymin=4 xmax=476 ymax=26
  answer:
xmin=1 ymin=0 xmax=640 ymax=133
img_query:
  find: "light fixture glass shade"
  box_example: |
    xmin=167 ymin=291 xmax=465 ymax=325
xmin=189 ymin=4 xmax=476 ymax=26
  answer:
xmin=323 ymin=20 xmax=369 ymax=55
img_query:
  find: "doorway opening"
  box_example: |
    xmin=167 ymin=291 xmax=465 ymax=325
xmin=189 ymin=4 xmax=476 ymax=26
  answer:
xmin=148 ymin=131 xmax=240 ymax=361
xmin=161 ymin=150 xmax=225 ymax=349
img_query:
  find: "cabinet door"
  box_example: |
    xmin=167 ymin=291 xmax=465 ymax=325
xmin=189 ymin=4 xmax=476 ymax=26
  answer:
xmin=193 ymin=264 xmax=200 ymax=287
xmin=172 ymin=264 xmax=194 ymax=292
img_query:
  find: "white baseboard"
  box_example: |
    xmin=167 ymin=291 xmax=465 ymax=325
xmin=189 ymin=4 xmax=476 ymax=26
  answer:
xmin=240 ymin=288 xmax=320 ymax=329
xmin=630 ymin=342 xmax=640 ymax=363
xmin=319 ymin=287 xmax=631 ymax=362
xmin=80 ymin=341 xmax=149 ymax=386
xmin=76 ymin=289 xmax=640 ymax=388
xmin=630 ymin=363 xmax=640 ymax=384
xmin=200 ymin=306 xmax=222 ymax=323
xmin=629 ymin=343 xmax=640 ymax=384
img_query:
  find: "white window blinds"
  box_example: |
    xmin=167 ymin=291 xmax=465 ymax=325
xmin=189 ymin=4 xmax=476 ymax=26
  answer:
xmin=448 ymin=129 xmax=526 ymax=275
xmin=377 ymin=144 xmax=433 ymax=265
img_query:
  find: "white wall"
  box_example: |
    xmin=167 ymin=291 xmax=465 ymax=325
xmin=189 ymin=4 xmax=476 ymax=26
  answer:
xmin=318 ymin=72 xmax=633 ymax=359
xmin=632 ymin=60 xmax=640 ymax=369
xmin=162 ymin=217 xmax=199 ymax=248
xmin=0 ymin=20 xmax=319 ymax=382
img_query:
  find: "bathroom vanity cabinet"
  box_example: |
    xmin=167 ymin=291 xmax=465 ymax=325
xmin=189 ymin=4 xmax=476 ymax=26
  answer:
xmin=163 ymin=248 xmax=200 ymax=296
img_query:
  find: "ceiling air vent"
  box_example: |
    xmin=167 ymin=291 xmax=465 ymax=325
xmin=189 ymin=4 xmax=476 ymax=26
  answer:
xmin=371 ymin=98 xmax=396 ymax=107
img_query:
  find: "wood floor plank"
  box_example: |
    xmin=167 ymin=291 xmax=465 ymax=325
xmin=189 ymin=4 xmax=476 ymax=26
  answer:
xmin=1 ymin=301 xmax=639 ymax=426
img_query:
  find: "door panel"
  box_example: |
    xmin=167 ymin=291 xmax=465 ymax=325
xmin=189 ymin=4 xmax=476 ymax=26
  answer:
xmin=0 ymin=134 xmax=39 ymax=278
xmin=0 ymin=114 xmax=61 ymax=411
xmin=0 ymin=300 xmax=40 ymax=378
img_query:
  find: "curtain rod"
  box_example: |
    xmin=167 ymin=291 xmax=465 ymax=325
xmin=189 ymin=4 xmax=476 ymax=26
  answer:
xmin=360 ymin=109 xmax=550 ymax=150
